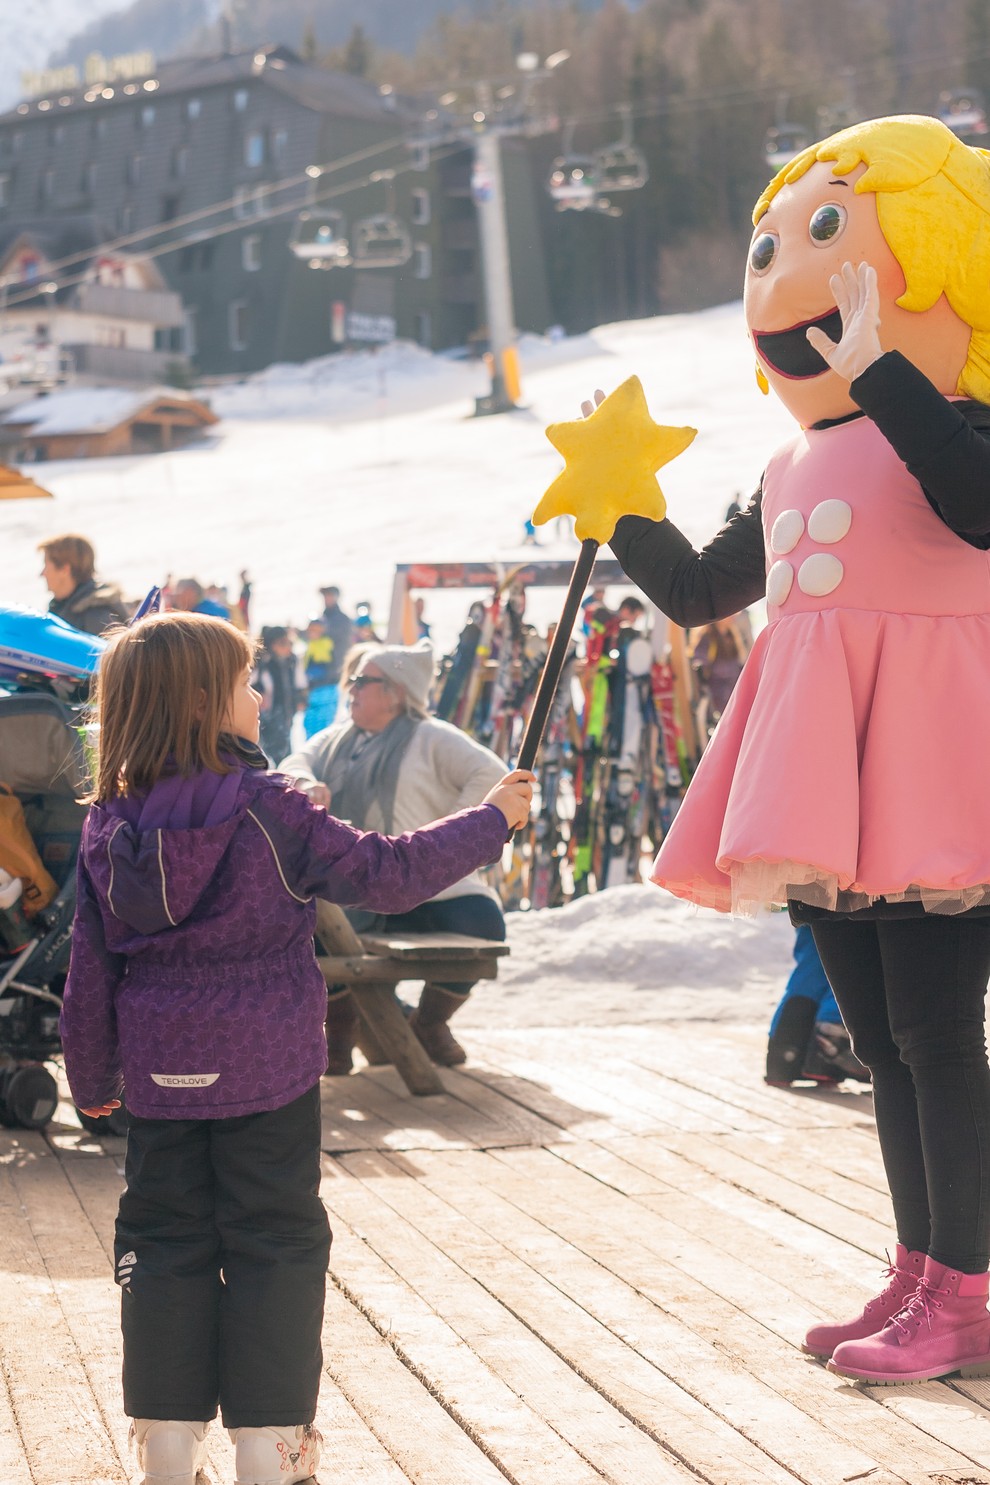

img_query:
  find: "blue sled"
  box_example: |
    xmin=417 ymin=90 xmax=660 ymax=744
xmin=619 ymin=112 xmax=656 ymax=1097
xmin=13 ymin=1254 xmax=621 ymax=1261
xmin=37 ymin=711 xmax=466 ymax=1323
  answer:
xmin=0 ymin=606 xmax=105 ymax=684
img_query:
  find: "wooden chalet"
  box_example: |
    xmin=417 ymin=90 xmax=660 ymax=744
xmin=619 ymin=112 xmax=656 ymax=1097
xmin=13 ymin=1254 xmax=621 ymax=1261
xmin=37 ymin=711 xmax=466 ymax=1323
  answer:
xmin=0 ymin=386 xmax=217 ymax=460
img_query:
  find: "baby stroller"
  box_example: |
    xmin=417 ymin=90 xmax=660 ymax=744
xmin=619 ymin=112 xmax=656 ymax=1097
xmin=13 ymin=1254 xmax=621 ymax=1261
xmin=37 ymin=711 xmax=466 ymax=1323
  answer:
xmin=0 ymin=607 xmax=119 ymax=1132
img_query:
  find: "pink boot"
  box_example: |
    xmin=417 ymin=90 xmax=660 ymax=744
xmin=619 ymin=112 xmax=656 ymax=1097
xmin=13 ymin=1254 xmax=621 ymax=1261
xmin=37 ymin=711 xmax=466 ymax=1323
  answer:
xmin=803 ymin=1246 xmax=926 ymax=1359
xmin=828 ymin=1257 xmax=990 ymax=1384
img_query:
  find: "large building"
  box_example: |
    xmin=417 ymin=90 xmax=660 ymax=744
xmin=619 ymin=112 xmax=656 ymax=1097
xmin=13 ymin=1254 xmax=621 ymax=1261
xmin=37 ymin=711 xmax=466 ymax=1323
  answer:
xmin=0 ymin=44 xmax=552 ymax=376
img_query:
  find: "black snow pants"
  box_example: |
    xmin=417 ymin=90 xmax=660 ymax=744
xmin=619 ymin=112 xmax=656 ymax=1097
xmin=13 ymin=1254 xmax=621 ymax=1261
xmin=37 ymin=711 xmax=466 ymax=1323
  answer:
xmin=115 ymin=1083 xmax=331 ymax=1428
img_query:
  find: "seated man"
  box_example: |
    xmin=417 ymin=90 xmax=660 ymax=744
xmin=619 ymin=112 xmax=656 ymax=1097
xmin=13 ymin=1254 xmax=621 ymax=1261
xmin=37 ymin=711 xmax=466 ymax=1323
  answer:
xmin=278 ymin=638 xmax=507 ymax=1072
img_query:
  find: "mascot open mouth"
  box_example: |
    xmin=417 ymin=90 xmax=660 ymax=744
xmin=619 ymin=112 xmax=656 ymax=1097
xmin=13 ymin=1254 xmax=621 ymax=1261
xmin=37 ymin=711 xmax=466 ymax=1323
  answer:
xmin=754 ymin=308 xmax=843 ymax=379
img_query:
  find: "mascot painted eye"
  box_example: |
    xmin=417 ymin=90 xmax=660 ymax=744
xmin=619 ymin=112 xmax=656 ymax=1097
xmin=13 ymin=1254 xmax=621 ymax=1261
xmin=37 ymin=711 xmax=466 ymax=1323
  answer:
xmin=808 ymin=202 xmax=846 ymax=243
xmin=750 ymin=230 xmax=779 ymax=274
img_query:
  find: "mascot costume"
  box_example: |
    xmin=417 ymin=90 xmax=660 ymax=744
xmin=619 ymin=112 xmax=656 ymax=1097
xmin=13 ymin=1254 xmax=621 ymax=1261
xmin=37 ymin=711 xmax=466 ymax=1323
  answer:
xmin=608 ymin=114 xmax=990 ymax=1384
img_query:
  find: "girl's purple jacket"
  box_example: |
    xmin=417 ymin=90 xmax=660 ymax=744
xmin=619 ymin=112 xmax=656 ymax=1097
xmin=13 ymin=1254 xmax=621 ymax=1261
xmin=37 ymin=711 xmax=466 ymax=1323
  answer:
xmin=60 ymin=765 xmax=507 ymax=1119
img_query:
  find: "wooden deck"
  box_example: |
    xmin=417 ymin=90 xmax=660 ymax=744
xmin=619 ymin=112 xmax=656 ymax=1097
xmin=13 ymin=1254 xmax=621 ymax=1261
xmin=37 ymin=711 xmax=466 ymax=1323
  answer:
xmin=6 ymin=1022 xmax=990 ymax=1485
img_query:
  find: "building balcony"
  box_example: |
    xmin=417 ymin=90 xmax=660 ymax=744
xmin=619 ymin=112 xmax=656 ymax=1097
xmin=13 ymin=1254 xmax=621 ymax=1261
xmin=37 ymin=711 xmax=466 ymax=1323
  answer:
xmin=73 ymin=283 xmax=186 ymax=327
xmin=63 ymin=343 xmax=189 ymax=385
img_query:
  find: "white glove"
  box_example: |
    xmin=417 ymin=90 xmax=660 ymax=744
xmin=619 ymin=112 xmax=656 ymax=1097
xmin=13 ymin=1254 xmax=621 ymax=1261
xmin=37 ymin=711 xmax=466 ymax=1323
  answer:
xmin=805 ymin=260 xmax=883 ymax=384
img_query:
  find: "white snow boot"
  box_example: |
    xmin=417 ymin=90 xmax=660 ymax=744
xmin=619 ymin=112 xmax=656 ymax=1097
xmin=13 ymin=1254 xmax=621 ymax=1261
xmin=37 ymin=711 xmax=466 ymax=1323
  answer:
xmin=230 ymin=1423 xmax=323 ymax=1484
xmin=130 ymin=1418 xmax=210 ymax=1485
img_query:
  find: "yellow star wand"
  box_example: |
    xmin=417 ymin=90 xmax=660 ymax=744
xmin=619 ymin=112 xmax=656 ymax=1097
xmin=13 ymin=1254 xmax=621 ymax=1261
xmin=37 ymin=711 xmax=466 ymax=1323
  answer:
xmin=515 ymin=376 xmax=696 ymax=775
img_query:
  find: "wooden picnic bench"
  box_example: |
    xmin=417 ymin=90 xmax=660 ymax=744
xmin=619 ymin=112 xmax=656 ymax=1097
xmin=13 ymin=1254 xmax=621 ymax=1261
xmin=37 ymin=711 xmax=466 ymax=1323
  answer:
xmin=315 ymin=899 xmax=510 ymax=1095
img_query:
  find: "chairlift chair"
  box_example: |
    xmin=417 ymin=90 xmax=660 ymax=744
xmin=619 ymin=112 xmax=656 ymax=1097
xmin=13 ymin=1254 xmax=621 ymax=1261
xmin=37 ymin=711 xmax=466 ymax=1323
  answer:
xmin=548 ymin=156 xmax=601 ymax=211
xmin=764 ymin=122 xmax=813 ymax=171
xmin=592 ymin=105 xmax=648 ymax=193
xmin=351 ymin=214 xmax=413 ymax=268
xmin=289 ymin=211 xmax=351 ymax=267
xmin=938 ymin=88 xmax=988 ymax=138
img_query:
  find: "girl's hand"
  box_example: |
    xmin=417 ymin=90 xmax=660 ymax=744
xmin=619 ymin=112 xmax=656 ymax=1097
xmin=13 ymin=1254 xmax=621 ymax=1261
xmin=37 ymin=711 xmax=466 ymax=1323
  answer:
xmin=580 ymin=389 xmax=607 ymax=419
xmin=484 ymin=770 xmax=536 ymax=832
xmin=805 ymin=261 xmax=883 ymax=383
xmin=80 ymin=1099 xmax=121 ymax=1118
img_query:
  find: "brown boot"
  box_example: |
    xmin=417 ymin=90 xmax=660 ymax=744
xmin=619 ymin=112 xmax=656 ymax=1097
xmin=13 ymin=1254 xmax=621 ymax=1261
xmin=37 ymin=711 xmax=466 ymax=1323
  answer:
xmin=409 ymin=985 xmax=470 ymax=1067
xmin=324 ymin=990 xmax=358 ymax=1076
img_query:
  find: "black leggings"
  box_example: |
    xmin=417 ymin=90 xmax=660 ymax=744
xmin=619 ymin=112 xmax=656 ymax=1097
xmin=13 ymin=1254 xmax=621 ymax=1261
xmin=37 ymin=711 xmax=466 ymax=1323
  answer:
xmin=811 ymin=915 xmax=990 ymax=1272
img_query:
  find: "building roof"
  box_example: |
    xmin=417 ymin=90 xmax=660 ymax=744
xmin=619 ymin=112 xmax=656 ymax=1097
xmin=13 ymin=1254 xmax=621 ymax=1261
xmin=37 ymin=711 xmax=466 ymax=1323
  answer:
xmin=1 ymin=44 xmax=412 ymax=127
xmin=1 ymin=386 xmax=215 ymax=436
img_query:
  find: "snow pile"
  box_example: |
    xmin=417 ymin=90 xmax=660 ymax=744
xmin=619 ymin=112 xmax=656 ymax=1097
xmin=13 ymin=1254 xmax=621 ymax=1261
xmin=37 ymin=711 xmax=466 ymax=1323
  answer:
xmin=461 ymin=882 xmax=795 ymax=1029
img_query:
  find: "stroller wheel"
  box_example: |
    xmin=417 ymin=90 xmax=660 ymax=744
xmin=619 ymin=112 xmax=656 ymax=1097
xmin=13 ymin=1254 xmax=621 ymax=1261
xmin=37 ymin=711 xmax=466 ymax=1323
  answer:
xmin=75 ymin=1102 xmax=128 ymax=1137
xmin=0 ymin=1063 xmax=59 ymax=1129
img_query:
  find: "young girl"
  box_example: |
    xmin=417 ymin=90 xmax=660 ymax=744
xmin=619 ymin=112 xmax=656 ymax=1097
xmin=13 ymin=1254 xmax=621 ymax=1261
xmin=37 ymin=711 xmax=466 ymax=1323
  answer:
xmin=60 ymin=612 xmax=533 ymax=1485
xmin=609 ymin=115 xmax=990 ymax=1386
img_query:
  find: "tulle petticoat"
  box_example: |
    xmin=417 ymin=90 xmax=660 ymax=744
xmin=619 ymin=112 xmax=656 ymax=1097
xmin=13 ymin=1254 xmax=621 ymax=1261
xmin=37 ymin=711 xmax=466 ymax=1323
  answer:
xmin=651 ymin=858 xmax=990 ymax=919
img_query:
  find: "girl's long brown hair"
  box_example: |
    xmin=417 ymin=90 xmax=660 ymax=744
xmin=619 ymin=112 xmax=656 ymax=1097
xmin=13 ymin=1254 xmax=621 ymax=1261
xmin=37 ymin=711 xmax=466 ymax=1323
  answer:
xmin=91 ymin=612 xmax=256 ymax=801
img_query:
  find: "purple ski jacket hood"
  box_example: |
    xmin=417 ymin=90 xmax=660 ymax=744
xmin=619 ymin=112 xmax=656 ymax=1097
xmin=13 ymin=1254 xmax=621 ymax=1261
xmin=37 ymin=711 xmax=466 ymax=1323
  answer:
xmin=60 ymin=762 xmax=507 ymax=1119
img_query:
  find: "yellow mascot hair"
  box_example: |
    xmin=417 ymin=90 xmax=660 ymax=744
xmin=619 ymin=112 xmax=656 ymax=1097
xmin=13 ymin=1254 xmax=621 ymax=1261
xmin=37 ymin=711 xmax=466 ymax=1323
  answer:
xmin=753 ymin=114 xmax=990 ymax=404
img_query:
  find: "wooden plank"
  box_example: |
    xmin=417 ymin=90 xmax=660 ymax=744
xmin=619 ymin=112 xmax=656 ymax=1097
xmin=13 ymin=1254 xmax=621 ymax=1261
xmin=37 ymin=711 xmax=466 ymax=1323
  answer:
xmin=716 ymin=1128 xmax=894 ymax=1227
xmin=484 ymin=1026 xmax=774 ymax=1135
xmin=327 ymin=1151 xmax=698 ymax=1484
xmin=365 ymin=1062 xmax=571 ymax=1149
xmin=0 ymin=1131 xmax=127 ymax=1485
xmin=461 ymin=1042 xmax=663 ymax=1136
xmin=558 ymin=1137 xmax=888 ymax=1311
xmin=481 ymin=1145 xmax=968 ymax=1483
xmin=345 ymin=1147 xmax=801 ymax=1485
xmin=360 ymin=931 xmax=509 ymax=960
xmin=456 ymin=1059 xmax=633 ymax=1141
xmin=318 ymin=954 xmax=499 ymax=983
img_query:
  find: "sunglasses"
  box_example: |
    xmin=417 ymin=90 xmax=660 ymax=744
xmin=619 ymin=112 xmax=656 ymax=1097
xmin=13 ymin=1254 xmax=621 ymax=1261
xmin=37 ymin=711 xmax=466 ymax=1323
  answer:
xmin=350 ymin=674 xmax=386 ymax=689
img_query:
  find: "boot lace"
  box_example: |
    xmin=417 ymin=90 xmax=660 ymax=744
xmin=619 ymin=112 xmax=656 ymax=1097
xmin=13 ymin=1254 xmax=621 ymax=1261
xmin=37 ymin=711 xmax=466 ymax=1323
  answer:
xmin=864 ymin=1250 xmax=909 ymax=1314
xmin=889 ymin=1275 xmax=948 ymax=1338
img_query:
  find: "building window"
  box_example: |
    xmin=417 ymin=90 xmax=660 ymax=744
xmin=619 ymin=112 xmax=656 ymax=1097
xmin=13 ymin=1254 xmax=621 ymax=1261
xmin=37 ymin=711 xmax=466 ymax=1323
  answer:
xmin=39 ymin=168 xmax=54 ymax=204
xmin=12 ymin=129 xmax=23 ymax=153
xmin=187 ymin=97 xmax=201 ymax=120
xmin=244 ymin=130 xmax=265 ymax=168
xmin=50 ymin=123 xmax=65 ymax=147
xmin=415 ymin=310 xmax=431 ymax=347
xmin=272 ymin=129 xmax=288 ymax=161
xmin=160 ymin=194 xmax=180 ymax=223
xmin=229 ymin=298 xmax=248 ymax=350
xmin=184 ymin=307 xmax=197 ymax=356
xmin=413 ymin=243 xmax=432 ymax=279
xmin=409 ymin=142 xmax=429 ymax=172
xmin=0 ymin=173 xmax=10 ymax=210
xmin=81 ymin=161 xmax=97 ymax=196
xmin=127 ymin=154 xmax=142 ymax=187
xmin=171 ymin=145 xmax=188 ymax=179
xmin=179 ymin=245 xmax=195 ymax=273
xmin=141 ymin=105 xmax=156 ymax=128
xmin=411 ymin=188 xmax=431 ymax=226
xmin=233 ymin=89 xmax=249 ymax=112
xmin=92 ymin=115 xmax=107 ymax=141
xmin=200 ymin=241 xmax=215 ymax=270
xmin=119 ymin=202 xmax=134 ymax=233
xmin=242 ymin=234 xmax=262 ymax=271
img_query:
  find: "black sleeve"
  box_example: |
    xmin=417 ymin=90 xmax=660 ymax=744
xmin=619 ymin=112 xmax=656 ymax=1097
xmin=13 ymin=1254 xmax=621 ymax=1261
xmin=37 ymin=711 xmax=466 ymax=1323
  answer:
xmin=608 ymin=490 xmax=768 ymax=626
xmin=851 ymin=351 xmax=990 ymax=539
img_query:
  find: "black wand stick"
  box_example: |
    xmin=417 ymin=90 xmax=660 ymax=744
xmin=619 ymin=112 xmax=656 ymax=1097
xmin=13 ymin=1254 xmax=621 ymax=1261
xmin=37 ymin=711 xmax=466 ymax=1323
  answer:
xmin=515 ymin=538 xmax=599 ymax=774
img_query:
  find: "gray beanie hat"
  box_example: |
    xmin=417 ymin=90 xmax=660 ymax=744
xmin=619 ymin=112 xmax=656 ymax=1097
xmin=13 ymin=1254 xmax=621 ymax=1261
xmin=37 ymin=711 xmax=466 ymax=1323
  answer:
xmin=357 ymin=638 xmax=435 ymax=709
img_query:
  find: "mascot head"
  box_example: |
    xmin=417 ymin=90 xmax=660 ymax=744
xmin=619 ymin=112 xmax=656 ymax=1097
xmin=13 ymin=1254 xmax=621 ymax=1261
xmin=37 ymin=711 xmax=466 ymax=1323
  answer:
xmin=746 ymin=114 xmax=990 ymax=423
